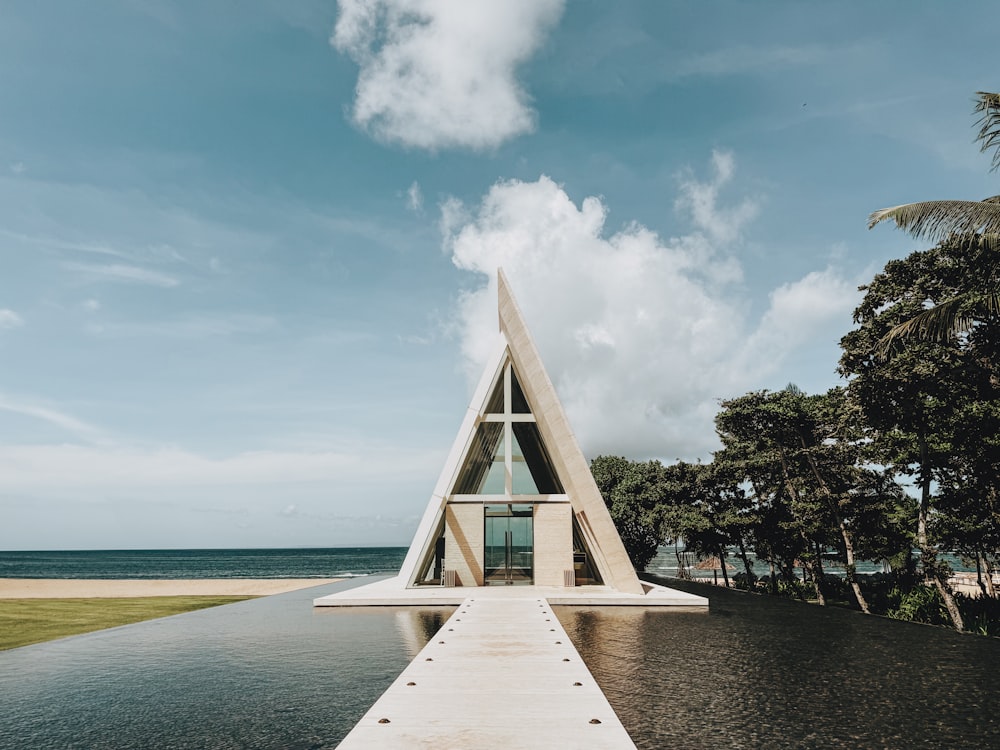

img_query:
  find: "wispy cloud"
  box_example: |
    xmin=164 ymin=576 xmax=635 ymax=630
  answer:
xmin=675 ymin=149 xmax=760 ymax=246
xmin=0 ymin=229 xmax=134 ymax=260
xmin=0 ymin=309 xmax=23 ymax=329
xmin=0 ymin=440 xmax=440 ymax=490
xmin=406 ymin=181 xmax=423 ymax=212
xmin=0 ymin=395 xmax=108 ymax=444
xmin=62 ymin=262 xmax=180 ymax=288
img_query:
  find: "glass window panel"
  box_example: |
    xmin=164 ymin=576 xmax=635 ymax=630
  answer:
xmin=453 ymin=422 xmax=503 ymax=494
xmin=512 ymin=422 xmax=564 ymax=494
xmin=480 ymin=460 xmax=506 ymax=494
xmin=511 ymin=432 xmax=538 ymax=494
xmin=510 ymin=369 xmax=530 ymax=413
xmin=485 ymin=372 xmax=505 ymax=414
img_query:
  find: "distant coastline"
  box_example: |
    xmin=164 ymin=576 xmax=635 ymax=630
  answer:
xmin=0 ymin=547 xmax=407 ymax=580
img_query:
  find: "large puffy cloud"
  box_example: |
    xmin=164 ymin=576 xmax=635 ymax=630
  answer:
xmin=444 ymin=156 xmax=859 ymax=460
xmin=332 ymin=0 xmax=564 ymax=150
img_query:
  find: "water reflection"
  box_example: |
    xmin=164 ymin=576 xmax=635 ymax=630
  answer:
xmin=0 ymin=579 xmax=452 ymax=749
xmin=557 ymin=577 xmax=1000 ymax=749
xmin=394 ymin=607 xmax=454 ymax=660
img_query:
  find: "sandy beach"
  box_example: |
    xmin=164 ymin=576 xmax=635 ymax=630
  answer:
xmin=0 ymin=578 xmax=342 ymax=598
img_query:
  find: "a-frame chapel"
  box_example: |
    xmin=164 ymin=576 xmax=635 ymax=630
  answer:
xmin=395 ymin=270 xmax=643 ymax=595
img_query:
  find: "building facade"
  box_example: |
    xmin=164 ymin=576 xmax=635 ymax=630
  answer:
xmin=397 ymin=271 xmax=643 ymax=594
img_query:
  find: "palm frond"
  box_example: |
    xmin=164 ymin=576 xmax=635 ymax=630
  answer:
xmin=875 ymin=290 xmax=1000 ymax=359
xmin=971 ymin=232 xmax=1000 ymax=252
xmin=974 ymin=91 xmax=1000 ymax=172
xmin=868 ymin=200 xmax=1000 ymax=239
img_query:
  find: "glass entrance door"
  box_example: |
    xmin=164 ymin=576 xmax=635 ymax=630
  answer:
xmin=484 ymin=504 xmax=533 ymax=585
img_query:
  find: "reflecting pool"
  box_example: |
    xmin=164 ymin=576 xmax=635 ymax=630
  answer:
xmin=557 ymin=576 xmax=1000 ymax=750
xmin=0 ymin=579 xmax=450 ymax=749
xmin=6 ymin=575 xmax=999 ymax=749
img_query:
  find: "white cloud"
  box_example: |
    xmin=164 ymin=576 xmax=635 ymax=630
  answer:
xmin=406 ymin=181 xmax=423 ymax=212
xmin=62 ymin=262 xmax=180 ymax=288
xmin=0 ymin=309 xmax=23 ymax=329
xmin=332 ymin=0 xmax=564 ymax=150
xmin=443 ymin=158 xmax=856 ymax=461
xmin=738 ymin=267 xmax=859 ymax=380
xmin=83 ymin=298 xmax=101 ymax=312
xmin=0 ymin=442 xmax=436 ymax=492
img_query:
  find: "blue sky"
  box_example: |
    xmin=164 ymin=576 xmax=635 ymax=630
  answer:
xmin=1 ymin=1 xmax=995 ymax=550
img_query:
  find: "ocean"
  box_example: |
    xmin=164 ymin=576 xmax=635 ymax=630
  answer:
xmin=0 ymin=547 xmax=407 ymax=579
xmin=0 ymin=545 xmax=970 ymax=581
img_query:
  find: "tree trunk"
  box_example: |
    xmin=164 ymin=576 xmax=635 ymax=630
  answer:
xmin=673 ymin=542 xmax=689 ymax=580
xmin=976 ymin=552 xmax=988 ymax=598
xmin=840 ymin=519 xmax=870 ymax=613
xmin=799 ymin=440 xmax=871 ymax=613
xmin=783 ymin=561 xmax=797 ymax=588
xmin=917 ymin=433 xmax=964 ymax=631
xmin=983 ymin=552 xmax=997 ymax=598
xmin=799 ymin=531 xmax=825 ymax=605
xmin=719 ymin=546 xmax=731 ymax=588
xmin=736 ymin=536 xmax=754 ymax=587
xmin=769 ymin=559 xmax=778 ymax=593
xmin=777 ymin=450 xmax=824 ymax=604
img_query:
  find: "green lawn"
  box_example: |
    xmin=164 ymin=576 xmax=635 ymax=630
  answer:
xmin=0 ymin=596 xmax=256 ymax=650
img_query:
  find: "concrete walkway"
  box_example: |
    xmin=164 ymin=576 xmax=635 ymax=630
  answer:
xmin=336 ymin=596 xmax=636 ymax=749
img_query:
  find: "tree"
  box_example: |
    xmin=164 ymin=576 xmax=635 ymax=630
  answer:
xmin=837 ymin=238 xmax=1000 ymax=630
xmin=591 ymin=455 xmax=667 ymax=571
xmin=868 ymin=91 xmax=1000 ymax=352
xmin=658 ymin=461 xmax=755 ymax=588
xmin=714 ymin=388 xmax=839 ymax=604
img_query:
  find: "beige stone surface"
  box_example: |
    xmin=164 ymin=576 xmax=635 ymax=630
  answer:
xmin=0 ymin=578 xmax=341 ymax=598
xmin=336 ymin=596 xmax=637 ymax=749
xmin=533 ymin=502 xmax=573 ymax=587
xmin=314 ymin=575 xmax=709 ymax=608
xmin=445 ymin=504 xmax=484 ymax=586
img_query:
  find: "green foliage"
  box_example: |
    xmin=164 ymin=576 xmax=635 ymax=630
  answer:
xmin=591 ymin=455 xmax=666 ymax=571
xmin=887 ymin=585 xmax=950 ymax=627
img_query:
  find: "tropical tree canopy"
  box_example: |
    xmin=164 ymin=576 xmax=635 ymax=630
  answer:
xmin=868 ymin=91 xmax=1000 ymax=351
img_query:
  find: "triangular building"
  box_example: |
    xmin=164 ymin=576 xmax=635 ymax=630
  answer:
xmin=397 ymin=270 xmax=643 ymax=594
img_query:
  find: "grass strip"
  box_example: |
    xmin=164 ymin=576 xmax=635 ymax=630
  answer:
xmin=0 ymin=596 xmax=256 ymax=651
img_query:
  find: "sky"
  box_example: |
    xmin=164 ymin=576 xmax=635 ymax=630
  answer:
xmin=1 ymin=1 xmax=996 ymax=550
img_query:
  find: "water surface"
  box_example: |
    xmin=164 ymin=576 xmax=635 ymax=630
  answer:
xmin=0 ymin=548 xmax=407 ymax=579
xmin=0 ymin=579 xmax=450 ymax=749
xmin=558 ymin=576 xmax=1000 ymax=749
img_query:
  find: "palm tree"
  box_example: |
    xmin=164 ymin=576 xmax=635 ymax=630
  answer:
xmin=868 ymin=92 xmax=1000 ymax=355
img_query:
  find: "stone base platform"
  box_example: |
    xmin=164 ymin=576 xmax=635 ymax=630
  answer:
xmin=313 ymin=575 xmax=708 ymax=608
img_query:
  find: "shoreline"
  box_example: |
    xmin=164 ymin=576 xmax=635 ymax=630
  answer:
xmin=0 ymin=578 xmax=343 ymax=598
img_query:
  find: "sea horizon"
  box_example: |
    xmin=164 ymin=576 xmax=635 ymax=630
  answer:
xmin=0 ymin=547 xmax=409 ymax=580
xmin=2 ymin=545 xmax=975 ymax=582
